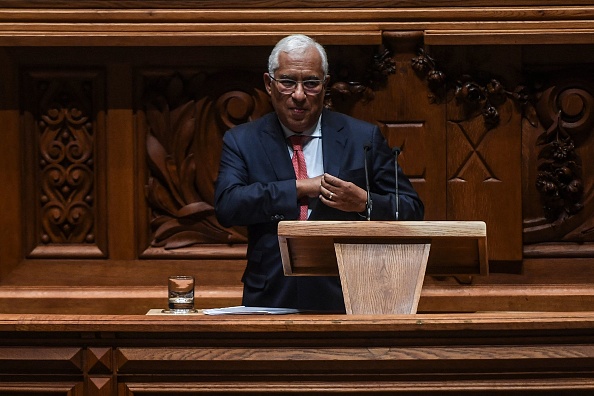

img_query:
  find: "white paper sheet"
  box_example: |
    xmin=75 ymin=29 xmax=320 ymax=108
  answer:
xmin=202 ymin=305 xmax=302 ymax=315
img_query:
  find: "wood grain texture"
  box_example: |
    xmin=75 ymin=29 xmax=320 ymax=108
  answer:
xmin=0 ymin=4 xmax=594 ymax=45
xmin=2 ymin=312 xmax=594 ymax=393
xmin=335 ymin=243 xmax=430 ymax=314
xmin=279 ymin=221 xmax=487 ymax=277
xmin=1 ymin=3 xmax=594 ymax=318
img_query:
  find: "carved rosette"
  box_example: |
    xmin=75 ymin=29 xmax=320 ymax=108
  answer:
xmin=37 ymin=83 xmax=95 ymax=245
xmin=142 ymin=72 xmax=271 ymax=250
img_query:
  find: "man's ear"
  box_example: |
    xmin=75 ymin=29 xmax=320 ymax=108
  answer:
xmin=263 ymin=73 xmax=272 ymax=94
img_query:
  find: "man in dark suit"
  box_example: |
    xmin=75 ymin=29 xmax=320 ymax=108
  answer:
xmin=214 ymin=34 xmax=424 ymax=312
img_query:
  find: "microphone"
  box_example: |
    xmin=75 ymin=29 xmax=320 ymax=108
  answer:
xmin=392 ymin=146 xmax=402 ymax=221
xmin=363 ymin=143 xmax=373 ymax=221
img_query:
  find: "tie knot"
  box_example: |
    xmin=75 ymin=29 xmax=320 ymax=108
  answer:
xmin=289 ymin=135 xmax=308 ymax=151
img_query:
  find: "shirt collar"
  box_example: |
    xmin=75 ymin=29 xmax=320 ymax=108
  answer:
xmin=280 ymin=115 xmax=323 ymax=140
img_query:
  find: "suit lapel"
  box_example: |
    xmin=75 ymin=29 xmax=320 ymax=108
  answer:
xmin=259 ymin=115 xmax=295 ymax=180
xmin=321 ymin=110 xmax=347 ymax=176
xmin=257 ymin=110 xmax=348 ymax=182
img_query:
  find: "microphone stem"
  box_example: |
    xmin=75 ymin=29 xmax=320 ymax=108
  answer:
xmin=363 ymin=145 xmax=372 ymax=221
xmin=394 ymin=148 xmax=400 ymax=221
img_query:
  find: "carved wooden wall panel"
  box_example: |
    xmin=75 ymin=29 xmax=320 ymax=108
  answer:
xmin=21 ymin=70 xmax=107 ymax=259
xmin=408 ymin=45 xmax=525 ymax=261
xmin=522 ymin=70 xmax=594 ymax=256
xmin=136 ymin=70 xmax=258 ymax=256
xmin=342 ymin=33 xmax=447 ymax=222
xmin=446 ymin=98 xmax=523 ymax=261
xmin=1 ymin=1 xmax=594 ymax=313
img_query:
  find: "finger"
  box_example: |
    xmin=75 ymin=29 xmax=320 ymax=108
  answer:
xmin=321 ymin=186 xmax=334 ymax=201
xmin=319 ymin=189 xmax=335 ymax=204
xmin=323 ymin=173 xmax=341 ymax=187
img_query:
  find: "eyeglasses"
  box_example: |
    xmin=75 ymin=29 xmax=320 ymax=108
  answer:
xmin=269 ymin=75 xmax=325 ymax=95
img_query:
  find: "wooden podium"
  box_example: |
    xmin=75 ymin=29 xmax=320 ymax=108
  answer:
xmin=278 ymin=221 xmax=488 ymax=315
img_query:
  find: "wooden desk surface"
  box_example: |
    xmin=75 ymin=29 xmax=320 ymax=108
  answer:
xmin=2 ymin=311 xmax=594 ymax=333
xmin=1 ymin=312 xmax=594 ymax=394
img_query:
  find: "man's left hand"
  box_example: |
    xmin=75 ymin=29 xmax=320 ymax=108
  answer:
xmin=320 ymin=173 xmax=367 ymax=213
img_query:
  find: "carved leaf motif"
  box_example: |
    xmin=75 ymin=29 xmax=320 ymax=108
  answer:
xmin=179 ymin=153 xmax=199 ymax=204
xmin=177 ymin=201 xmax=214 ymax=220
xmin=145 ymin=177 xmax=180 ymax=217
xmin=142 ymin=72 xmax=255 ymax=248
xmin=146 ymin=134 xmax=184 ymax=209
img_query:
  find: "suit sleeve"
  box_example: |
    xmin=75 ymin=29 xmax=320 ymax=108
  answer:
xmin=214 ymin=128 xmax=299 ymax=228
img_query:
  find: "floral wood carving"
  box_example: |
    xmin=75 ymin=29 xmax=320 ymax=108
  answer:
xmin=142 ymin=72 xmax=269 ymax=249
xmin=535 ymin=112 xmax=584 ymax=221
xmin=326 ymin=46 xmax=396 ymax=108
xmin=531 ymin=77 xmax=594 ymax=226
xmin=411 ymin=48 xmax=532 ymax=130
xmin=37 ymin=80 xmax=96 ymax=244
xmin=412 ymin=48 xmax=591 ymax=228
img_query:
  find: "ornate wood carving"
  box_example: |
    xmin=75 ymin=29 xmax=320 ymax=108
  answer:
xmin=534 ymin=113 xmax=584 ymax=220
xmin=412 ymin=48 xmax=529 ymax=130
xmin=410 ymin=48 xmax=594 ymax=250
xmin=409 ymin=46 xmax=524 ymax=260
xmin=139 ymin=47 xmax=390 ymax=253
xmin=22 ymin=71 xmax=106 ymax=258
xmin=523 ymin=72 xmax=594 ymax=246
xmin=38 ymin=87 xmax=95 ymax=244
xmin=326 ymin=46 xmax=396 ymax=108
xmin=140 ymin=71 xmax=273 ymax=250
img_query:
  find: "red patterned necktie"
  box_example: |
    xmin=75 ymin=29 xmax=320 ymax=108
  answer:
xmin=289 ymin=135 xmax=309 ymax=220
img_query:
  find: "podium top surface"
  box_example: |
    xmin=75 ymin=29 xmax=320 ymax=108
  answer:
xmin=278 ymin=221 xmax=488 ymax=277
xmin=278 ymin=220 xmax=486 ymax=239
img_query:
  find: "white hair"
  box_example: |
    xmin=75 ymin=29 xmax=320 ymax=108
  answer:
xmin=268 ymin=34 xmax=328 ymax=77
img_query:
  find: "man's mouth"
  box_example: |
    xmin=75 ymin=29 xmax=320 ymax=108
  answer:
xmin=291 ymin=108 xmax=306 ymax=115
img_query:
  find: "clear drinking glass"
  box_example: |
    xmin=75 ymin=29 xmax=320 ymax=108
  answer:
xmin=167 ymin=275 xmax=195 ymax=313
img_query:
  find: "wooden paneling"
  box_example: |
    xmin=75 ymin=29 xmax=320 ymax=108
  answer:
xmin=0 ymin=2 xmax=594 ymax=315
xmin=1 ymin=313 xmax=594 ymax=394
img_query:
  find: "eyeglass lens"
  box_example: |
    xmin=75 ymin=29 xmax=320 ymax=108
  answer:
xmin=272 ymin=77 xmax=324 ymax=94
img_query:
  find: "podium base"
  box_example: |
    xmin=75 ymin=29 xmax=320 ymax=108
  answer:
xmin=335 ymin=243 xmax=431 ymax=315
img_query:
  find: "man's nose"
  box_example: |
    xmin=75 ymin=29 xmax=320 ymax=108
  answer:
xmin=291 ymin=82 xmax=307 ymax=100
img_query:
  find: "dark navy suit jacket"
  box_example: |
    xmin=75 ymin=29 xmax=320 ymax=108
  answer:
xmin=214 ymin=109 xmax=424 ymax=311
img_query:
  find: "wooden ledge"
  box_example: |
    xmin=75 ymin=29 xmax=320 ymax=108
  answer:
xmin=426 ymin=28 xmax=594 ymax=45
xmin=0 ymin=6 xmax=593 ymax=46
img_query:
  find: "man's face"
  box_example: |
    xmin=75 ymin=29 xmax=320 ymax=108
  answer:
xmin=264 ymin=47 xmax=327 ymax=133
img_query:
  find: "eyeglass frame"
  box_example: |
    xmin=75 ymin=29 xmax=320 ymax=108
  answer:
xmin=268 ymin=74 xmax=327 ymax=95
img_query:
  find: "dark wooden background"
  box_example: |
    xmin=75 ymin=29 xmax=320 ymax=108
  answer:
xmin=1 ymin=1 xmax=594 ymax=314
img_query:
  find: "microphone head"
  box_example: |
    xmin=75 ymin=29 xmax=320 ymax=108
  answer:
xmin=363 ymin=142 xmax=372 ymax=151
xmin=392 ymin=146 xmax=402 ymax=156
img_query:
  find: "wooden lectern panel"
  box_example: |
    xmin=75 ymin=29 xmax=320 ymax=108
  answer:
xmin=278 ymin=221 xmax=488 ymax=314
xmin=335 ymin=242 xmax=431 ymax=314
xmin=279 ymin=221 xmax=488 ymax=277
